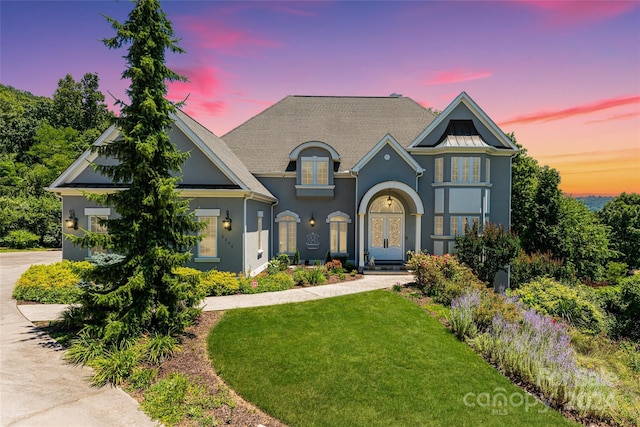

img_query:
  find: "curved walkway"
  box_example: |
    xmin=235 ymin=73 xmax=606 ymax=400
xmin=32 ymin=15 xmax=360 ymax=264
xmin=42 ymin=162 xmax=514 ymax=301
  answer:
xmin=0 ymin=251 xmax=156 ymax=427
xmin=1 ymin=251 xmax=412 ymax=426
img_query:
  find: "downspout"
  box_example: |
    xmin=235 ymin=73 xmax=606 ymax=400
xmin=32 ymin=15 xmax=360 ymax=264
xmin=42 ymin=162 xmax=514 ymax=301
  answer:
xmin=270 ymin=197 xmax=279 ymax=260
xmin=243 ymin=192 xmax=255 ymax=276
xmin=416 ymin=169 xmax=424 ymax=255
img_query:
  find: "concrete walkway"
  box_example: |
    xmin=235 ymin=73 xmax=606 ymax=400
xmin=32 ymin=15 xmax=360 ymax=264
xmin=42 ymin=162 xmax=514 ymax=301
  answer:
xmin=2 ymin=251 xmax=412 ymax=426
xmin=0 ymin=251 xmax=156 ymax=427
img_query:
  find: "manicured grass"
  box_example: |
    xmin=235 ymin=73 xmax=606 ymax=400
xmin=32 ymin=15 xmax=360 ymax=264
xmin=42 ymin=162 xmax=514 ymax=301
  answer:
xmin=208 ymin=291 xmax=576 ymax=427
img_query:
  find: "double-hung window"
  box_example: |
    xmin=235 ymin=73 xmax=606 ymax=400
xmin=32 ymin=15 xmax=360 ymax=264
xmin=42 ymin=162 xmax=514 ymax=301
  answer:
xmin=84 ymin=208 xmax=110 ymax=257
xmin=434 ymin=158 xmax=443 ymax=183
xmin=276 ymin=211 xmax=300 ymax=254
xmin=450 ymin=216 xmax=480 ymax=235
xmin=195 ymin=209 xmax=219 ymax=259
xmin=327 ymin=212 xmax=351 ymax=254
xmin=451 ymin=157 xmax=481 ymax=183
xmin=434 ymin=216 xmax=444 ymax=235
xmin=301 ymin=156 xmax=329 ymax=186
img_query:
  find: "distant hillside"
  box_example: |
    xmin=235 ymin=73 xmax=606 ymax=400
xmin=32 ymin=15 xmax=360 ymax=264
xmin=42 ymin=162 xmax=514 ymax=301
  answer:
xmin=574 ymin=195 xmax=614 ymax=212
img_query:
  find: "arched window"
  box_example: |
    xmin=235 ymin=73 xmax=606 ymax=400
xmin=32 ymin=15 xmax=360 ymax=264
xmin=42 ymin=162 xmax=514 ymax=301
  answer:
xmin=327 ymin=211 xmax=351 ymax=254
xmin=276 ymin=210 xmax=300 ymax=254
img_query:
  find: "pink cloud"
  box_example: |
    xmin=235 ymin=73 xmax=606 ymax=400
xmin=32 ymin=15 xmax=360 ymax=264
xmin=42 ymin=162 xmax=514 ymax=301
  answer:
xmin=168 ymin=66 xmax=223 ymax=99
xmin=514 ymin=0 xmax=639 ymax=26
xmin=176 ymin=16 xmax=279 ymax=55
xmin=167 ymin=65 xmax=228 ymax=117
xmin=586 ymin=111 xmax=640 ymax=124
xmin=424 ymin=69 xmax=492 ymax=85
xmin=500 ymin=95 xmax=640 ymax=126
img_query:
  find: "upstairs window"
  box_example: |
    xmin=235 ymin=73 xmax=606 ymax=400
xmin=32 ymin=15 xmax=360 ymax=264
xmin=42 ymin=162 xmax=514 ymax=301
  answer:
xmin=451 ymin=157 xmax=481 ymax=183
xmin=301 ymin=156 xmax=329 ymax=186
xmin=434 ymin=158 xmax=443 ymax=183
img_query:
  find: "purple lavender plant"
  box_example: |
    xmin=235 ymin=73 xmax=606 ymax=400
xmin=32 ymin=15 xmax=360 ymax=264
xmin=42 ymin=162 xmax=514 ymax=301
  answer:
xmin=479 ymin=309 xmax=613 ymax=416
xmin=449 ymin=290 xmax=482 ymax=340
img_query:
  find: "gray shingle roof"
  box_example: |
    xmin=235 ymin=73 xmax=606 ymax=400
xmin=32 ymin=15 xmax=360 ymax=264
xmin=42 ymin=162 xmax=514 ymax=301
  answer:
xmin=174 ymin=109 xmax=275 ymax=199
xmin=222 ymin=96 xmax=437 ymax=173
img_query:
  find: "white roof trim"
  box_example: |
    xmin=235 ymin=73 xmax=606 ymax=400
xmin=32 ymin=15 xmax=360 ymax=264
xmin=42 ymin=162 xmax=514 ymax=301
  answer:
xmin=351 ymin=134 xmax=424 ymax=173
xmin=275 ymin=210 xmax=301 ymax=222
xmin=407 ymin=92 xmax=518 ymax=150
xmin=326 ymin=211 xmax=352 ymax=223
xmin=49 ymin=125 xmax=119 ymax=188
xmin=289 ymin=141 xmax=340 ymax=161
xmin=170 ymin=113 xmax=249 ymax=191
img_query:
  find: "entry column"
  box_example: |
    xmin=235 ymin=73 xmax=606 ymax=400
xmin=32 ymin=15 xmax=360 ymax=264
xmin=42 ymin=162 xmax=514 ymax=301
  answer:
xmin=414 ymin=213 xmax=422 ymax=253
xmin=358 ymin=213 xmax=365 ymax=268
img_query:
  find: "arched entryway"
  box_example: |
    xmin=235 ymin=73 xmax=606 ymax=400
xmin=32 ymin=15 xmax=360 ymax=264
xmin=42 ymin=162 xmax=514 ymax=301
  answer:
xmin=357 ymin=181 xmax=425 ymax=268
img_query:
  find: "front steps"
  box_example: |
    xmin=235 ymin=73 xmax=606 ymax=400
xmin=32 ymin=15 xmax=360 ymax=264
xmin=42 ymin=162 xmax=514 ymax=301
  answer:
xmin=362 ymin=263 xmax=410 ymax=275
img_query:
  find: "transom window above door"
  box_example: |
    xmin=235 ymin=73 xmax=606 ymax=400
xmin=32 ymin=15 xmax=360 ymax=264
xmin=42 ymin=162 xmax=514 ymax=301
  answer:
xmin=369 ymin=195 xmax=403 ymax=213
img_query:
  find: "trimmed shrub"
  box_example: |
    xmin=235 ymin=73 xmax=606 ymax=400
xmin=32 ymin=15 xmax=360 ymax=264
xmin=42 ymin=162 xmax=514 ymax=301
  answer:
xmin=239 ymin=272 xmax=294 ymax=294
xmin=200 ymin=270 xmax=239 ymax=296
xmin=3 ymin=229 xmax=40 ymax=249
xmin=276 ymin=253 xmax=291 ymax=270
xmin=292 ymin=266 xmax=307 ymax=286
xmin=292 ymin=249 xmax=300 ymax=265
xmin=305 ymin=267 xmax=327 ymax=286
xmin=511 ymin=277 xmax=607 ymax=335
xmin=12 ymin=260 xmax=92 ymax=303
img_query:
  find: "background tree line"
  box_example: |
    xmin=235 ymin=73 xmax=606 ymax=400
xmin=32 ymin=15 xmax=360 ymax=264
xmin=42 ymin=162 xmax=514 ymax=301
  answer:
xmin=0 ymin=75 xmax=113 ymax=247
xmin=457 ymin=132 xmax=639 ymax=286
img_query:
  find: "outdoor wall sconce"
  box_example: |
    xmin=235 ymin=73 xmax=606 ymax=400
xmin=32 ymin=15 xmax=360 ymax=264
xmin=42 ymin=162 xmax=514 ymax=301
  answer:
xmin=309 ymin=213 xmax=316 ymax=227
xmin=222 ymin=210 xmax=232 ymax=231
xmin=65 ymin=209 xmax=78 ymax=230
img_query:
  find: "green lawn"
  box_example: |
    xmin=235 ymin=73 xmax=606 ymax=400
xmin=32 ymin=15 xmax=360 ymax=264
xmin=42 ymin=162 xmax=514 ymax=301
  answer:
xmin=207 ymin=291 xmax=576 ymax=427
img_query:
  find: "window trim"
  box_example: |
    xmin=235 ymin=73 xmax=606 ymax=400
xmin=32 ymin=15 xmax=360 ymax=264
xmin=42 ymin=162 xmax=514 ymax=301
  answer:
xmin=194 ymin=209 xmax=220 ymax=262
xmin=257 ymin=211 xmax=263 ymax=255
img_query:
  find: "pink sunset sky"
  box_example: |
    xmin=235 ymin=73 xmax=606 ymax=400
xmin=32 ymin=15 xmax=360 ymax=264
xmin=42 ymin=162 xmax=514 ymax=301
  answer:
xmin=2 ymin=0 xmax=638 ymax=196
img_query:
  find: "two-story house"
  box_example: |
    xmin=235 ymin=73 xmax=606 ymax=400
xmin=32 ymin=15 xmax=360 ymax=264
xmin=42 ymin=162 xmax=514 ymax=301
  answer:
xmin=48 ymin=92 xmax=518 ymax=285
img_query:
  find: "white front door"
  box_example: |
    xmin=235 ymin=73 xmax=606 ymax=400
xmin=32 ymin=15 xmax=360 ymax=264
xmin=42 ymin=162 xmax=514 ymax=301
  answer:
xmin=368 ymin=196 xmax=404 ymax=261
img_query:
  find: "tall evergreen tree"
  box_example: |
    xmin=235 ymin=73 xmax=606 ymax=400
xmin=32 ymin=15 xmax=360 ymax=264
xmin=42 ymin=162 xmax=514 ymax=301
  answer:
xmin=71 ymin=0 xmax=203 ymax=342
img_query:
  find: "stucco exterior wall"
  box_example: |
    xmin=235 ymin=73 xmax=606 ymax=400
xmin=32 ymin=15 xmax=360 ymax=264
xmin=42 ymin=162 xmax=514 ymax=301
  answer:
xmin=258 ymin=176 xmax=356 ymax=264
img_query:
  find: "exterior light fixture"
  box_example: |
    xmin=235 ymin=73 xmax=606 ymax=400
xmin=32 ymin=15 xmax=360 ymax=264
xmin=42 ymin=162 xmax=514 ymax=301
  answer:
xmin=387 ymin=188 xmax=393 ymax=207
xmin=222 ymin=210 xmax=232 ymax=231
xmin=65 ymin=209 xmax=78 ymax=230
xmin=309 ymin=213 xmax=316 ymax=227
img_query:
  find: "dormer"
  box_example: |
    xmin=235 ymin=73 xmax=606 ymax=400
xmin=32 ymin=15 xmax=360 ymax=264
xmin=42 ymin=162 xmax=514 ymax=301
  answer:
xmin=289 ymin=141 xmax=340 ymax=198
